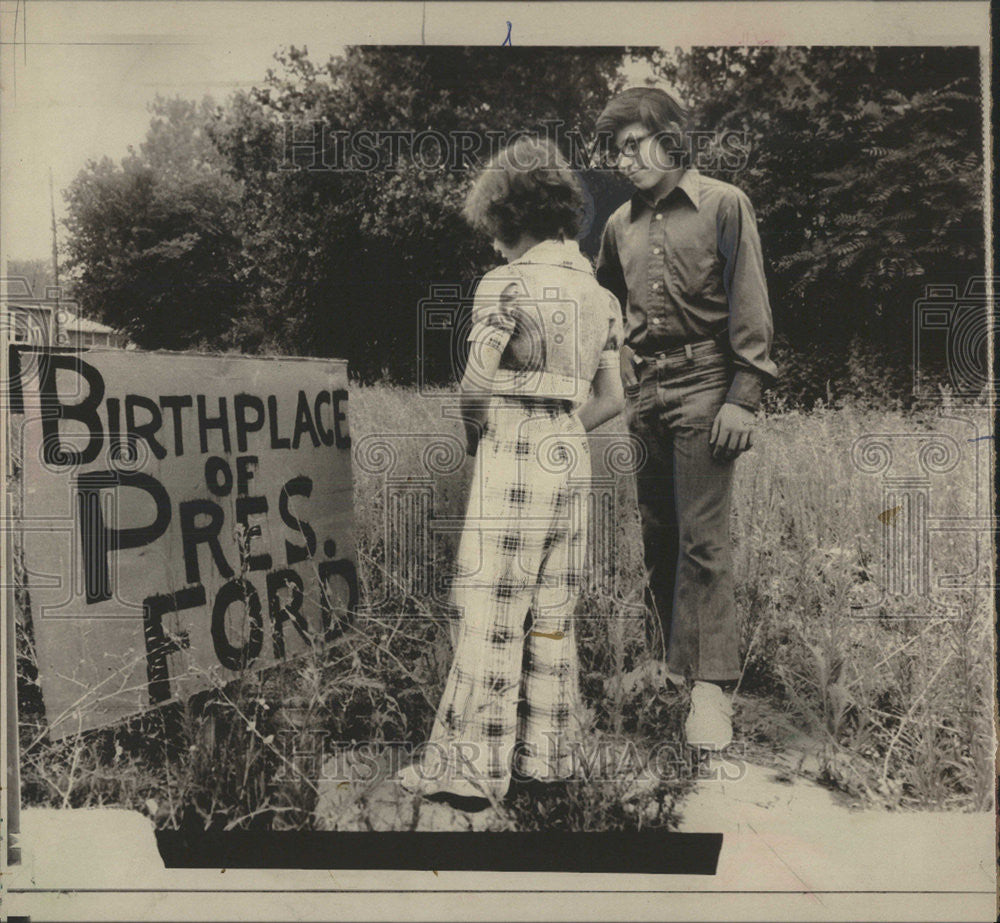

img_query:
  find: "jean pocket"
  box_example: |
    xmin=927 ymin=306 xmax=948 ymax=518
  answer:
xmin=659 ymin=354 xmax=729 ymax=392
xmin=687 ymin=416 xmax=717 ymax=432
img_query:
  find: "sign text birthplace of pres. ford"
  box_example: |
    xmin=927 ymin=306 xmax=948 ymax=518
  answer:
xmin=12 ymin=348 xmax=357 ymax=739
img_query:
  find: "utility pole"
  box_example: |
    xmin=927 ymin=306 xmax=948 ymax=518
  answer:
xmin=49 ymin=168 xmax=60 ymax=291
xmin=49 ymin=167 xmax=62 ymax=345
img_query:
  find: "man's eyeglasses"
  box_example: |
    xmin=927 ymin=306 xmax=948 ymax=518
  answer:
xmin=604 ymin=133 xmax=652 ymax=167
xmin=600 ymin=128 xmax=686 ymax=170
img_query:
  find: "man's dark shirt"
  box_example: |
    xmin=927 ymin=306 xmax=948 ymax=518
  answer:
xmin=596 ymin=167 xmax=777 ymax=411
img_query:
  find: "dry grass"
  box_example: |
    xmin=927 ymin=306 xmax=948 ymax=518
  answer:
xmin=14 ymin=385 xmax=995 ymax=831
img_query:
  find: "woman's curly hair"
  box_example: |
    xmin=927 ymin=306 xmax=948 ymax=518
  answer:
xmin=462 ymin=137 xmax=585 ymax=247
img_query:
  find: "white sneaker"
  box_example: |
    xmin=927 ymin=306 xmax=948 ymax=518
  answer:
xmin=684 ymin=681 xmax=734 ymax=751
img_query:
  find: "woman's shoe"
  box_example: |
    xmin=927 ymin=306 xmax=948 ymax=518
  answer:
xmin=395 ymin=762 xmax=497 ymax=804
xmin=424 ymin=791 xmax=493 ymax=813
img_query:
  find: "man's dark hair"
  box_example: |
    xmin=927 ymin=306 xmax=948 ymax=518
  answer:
xmin=595 ymin=86 xmax=690 ymax=164
xmin=463 ymin=137 xmax=585 ymax=247
xmin=596 ymin=86 xmax=689 ymax=137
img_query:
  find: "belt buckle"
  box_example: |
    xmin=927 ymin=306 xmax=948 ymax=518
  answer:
xmin=654 ymin=344 xmax=692 ymax=363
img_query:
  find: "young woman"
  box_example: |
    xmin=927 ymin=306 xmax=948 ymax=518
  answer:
xmin=397 ymin=137 xmax=625 ymax=806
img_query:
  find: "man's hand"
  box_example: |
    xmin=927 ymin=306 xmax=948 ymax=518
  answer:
xmin=709 ymin=403 xmax=755 ymax=461
xmin=464 ymin=419 xmax=482 ymax=457
xmin=620 ymin=345 xmax=639 ymax=388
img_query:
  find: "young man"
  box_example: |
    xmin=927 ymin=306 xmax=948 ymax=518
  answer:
xmin=595 ymin=87 xmax=777 ymax=751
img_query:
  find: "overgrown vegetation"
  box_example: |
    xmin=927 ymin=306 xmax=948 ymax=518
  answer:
xmin=12 ymin=41 xmax=991 ymax=836
xmin=654 ymin=45 xmax=985 ymax=403
xmin=57 ymin=46 xmax=985 ymax=400
xmin=15 ymin=389 xmax=994 ymax=830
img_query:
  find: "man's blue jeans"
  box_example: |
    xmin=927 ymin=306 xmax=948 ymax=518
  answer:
xmin=625 ymin=340 xmax=741 ymax=682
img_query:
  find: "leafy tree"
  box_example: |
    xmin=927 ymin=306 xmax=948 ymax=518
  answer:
xmin=211 ymin=46 xmax=630 ymax=379
xmin=63 ymin=96 xmax=245 ymax=349
xmin=651 ymin=47 xmax=984 ymax=403
xmin=59 ymin=47 xmax=983 ymax=404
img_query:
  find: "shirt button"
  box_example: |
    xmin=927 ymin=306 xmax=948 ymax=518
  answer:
xmin=652 ymin=247 xmax=662 ymax=254
xmin=652 ymin=281 xmax=663 ymax=292
xmin=655 ymin=214 xmax=663 ymax=221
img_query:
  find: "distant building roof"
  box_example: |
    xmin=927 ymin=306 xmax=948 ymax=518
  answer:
xmin=61 ymin=311 xmax=117 ymax=335
xmin=7 ymin=302 xmax=119 ymax=335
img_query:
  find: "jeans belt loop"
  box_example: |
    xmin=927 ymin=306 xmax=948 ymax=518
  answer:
xmin=684 ymin=343 xmax=695 ymax=363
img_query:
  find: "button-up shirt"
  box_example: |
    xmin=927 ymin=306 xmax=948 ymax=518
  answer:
xmin=596 ymin=167 xmax=777 ymax=411
xmin=468 ymin=238 xmax=623 ymax=404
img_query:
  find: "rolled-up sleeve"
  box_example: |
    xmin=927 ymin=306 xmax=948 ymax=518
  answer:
xmin=468 ymin=274 xmax=517 ymax=355
xmin=717 ymin=190 xmax=778 ymax=411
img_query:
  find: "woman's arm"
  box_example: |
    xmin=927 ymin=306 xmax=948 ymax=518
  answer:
xmin=460 ymin=273 xmax=518 ymax=456
xmin=459 ymin=338 xmax=504 ymax=455
xmin=574 ymin=364 xmax=625 ymax=433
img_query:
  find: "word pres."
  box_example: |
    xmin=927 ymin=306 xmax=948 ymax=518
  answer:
xmin=11 ymin=348 xmax=358 ymax=739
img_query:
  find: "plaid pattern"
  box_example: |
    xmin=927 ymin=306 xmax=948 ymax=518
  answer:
xmin=468 ymin=239 xmax=625 ymax=404
xmin=421 ymin=397 xmax=591 ymax=799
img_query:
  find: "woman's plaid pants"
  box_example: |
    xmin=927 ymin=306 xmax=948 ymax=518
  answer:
xmin=415 ymin=397 xmax=591 ymax=800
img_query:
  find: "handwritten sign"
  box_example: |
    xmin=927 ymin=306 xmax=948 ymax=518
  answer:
xmin=12 ymin=348 xmax=357 ymax=739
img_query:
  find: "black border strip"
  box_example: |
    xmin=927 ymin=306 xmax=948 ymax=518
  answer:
xmin=155 ymin=830 xmax=723 ymax=874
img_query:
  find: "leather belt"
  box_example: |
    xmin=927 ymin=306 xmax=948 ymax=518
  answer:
xmin=631 ymin=337 xmax=719 ymax=368
xmin=502 ymin=395 xmax=574 ymax=414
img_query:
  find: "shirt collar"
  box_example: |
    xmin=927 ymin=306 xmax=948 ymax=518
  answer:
xmin=630 ymin=167 xmax=702 ymax=221
xmin=510 ymin=237 xmax=593 ymax=274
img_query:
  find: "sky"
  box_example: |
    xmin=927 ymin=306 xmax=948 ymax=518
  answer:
xmin=1 ymin=2 xmax=377 ymax=264
xmin=0 ymin=0 xmax=688 ymax=268
xmin=1 ymin=1 xmax=660 ymax=267
xmin=1 ymin=1 xmax=986 ymax=267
